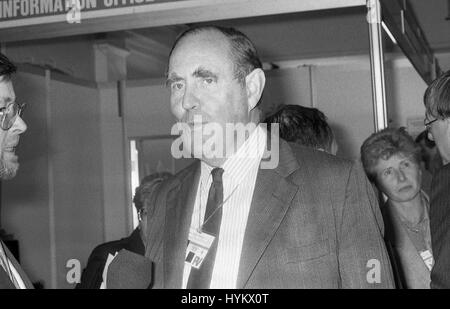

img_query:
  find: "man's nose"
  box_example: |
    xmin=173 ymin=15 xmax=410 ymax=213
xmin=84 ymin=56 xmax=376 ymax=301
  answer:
xmin=10 ymin=116 xmax=27 ymax=134
xmin=182 ymin=85 xmax=199 ymax=111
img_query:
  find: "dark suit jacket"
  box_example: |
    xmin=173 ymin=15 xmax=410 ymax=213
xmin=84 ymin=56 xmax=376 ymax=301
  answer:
xmin=145 ymin=139 xmax=394 ymax=288
xmin=430 ymin=163 xmax=450 ymax=289
xmin=76 ymin=228 xmax=145 ymax=289
xmin=0 ymin=240 xmax=34 ymax=289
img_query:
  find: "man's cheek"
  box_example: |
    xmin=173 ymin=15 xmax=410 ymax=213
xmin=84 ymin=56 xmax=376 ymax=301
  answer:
xmin=170 ymin=103 xmax=184 ymax=120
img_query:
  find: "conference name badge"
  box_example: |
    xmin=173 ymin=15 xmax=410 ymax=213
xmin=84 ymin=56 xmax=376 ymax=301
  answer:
xmin=420 ymin=250 xmax=434 ymax=271
xmin=185 ymin=227 xmax=215 ymax=269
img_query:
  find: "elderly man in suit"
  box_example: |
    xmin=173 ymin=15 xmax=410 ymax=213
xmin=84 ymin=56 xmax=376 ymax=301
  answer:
xmin=145 ymin=25 xmax=394 ymax=289
xmin=0 ymin=53 xmax=32 ymax=289
xmin=423 ymin=70 xmax=450 ymax=289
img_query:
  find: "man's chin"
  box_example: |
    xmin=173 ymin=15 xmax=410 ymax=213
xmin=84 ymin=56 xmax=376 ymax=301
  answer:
xmin=0 ymin=158 xmax=19 ymax=180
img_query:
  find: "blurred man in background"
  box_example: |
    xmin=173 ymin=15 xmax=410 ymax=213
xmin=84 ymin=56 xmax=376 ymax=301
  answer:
xmin=265 ymin=104 xmax=338 ymax=155
xmin=76 ymin=172 xmax=171 ymax=289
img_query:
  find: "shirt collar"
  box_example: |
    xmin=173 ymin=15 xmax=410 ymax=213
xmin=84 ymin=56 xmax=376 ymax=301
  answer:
xmin=200 ymin=124 xmax=266 ymax=184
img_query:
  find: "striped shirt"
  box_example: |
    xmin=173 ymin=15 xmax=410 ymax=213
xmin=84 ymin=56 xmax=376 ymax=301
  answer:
xmin=182 ymin=125 xmax=266 ymax=288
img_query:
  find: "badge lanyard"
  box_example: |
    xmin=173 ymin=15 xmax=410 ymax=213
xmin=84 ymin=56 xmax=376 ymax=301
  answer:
xmin=186 ymin=179 xmax=240 ymax=270
xmin=197 ymin=179 xmax=240 ymax=233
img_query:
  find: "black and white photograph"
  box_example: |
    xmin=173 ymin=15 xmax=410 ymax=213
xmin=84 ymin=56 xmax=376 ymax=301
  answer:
xmin=0 ymin=0 xmax=449 ymax=294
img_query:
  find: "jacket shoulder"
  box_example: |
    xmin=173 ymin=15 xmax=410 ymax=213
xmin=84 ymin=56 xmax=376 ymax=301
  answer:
xmin=287 ymin=142 xmax=353 ymax=172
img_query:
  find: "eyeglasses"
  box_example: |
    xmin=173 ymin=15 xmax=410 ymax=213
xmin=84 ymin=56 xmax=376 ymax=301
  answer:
xmin=0 ymin=102 xmax=26 ymax=131
xmin=424 ymin=118 xmax=438 ymax=131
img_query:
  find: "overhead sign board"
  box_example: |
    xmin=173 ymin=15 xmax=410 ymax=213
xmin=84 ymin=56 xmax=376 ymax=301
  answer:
xmin=0 ymin=0 xmax=367 ymax=41
xmin=0 ymin=0 xmax=187 ymax=27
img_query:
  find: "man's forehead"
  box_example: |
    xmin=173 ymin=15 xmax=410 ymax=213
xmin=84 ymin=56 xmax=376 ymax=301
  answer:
xmin=169 ymin=31 xmax=232 ymax=68
xmin=176 ymin=29 xmax=229 ymax=50
xmin=0 ymin=78 xmax=15 ymax=98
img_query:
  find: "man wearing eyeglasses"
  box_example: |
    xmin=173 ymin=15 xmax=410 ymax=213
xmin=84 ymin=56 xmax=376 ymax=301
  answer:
xmin=0 ymin=52 xmax=32 ymax=289
xmin=423 ymin=70 xmax=450 ymax=289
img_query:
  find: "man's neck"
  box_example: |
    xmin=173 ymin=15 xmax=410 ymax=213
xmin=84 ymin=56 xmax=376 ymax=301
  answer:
xmin=201 ymin=121 xmax=259 ymax=168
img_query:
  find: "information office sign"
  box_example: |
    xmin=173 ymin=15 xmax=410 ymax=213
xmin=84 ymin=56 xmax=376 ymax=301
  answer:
xmin=0 ymin=0 xmax=188 ymax=27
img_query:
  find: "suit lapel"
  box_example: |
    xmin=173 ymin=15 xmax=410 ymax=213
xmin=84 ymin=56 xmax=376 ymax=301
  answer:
xmin=164 ymin=161 xmax=200 ymax=288
xmin=237 ymin=140 xmax=299 ymax=288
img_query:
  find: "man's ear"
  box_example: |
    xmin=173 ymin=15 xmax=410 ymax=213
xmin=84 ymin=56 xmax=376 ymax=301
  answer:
xmin=245 ymin=68 xmax=265 ymax=111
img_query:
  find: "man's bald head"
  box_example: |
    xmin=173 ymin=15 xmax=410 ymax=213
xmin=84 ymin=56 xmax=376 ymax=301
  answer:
xmin=168 ymin=26 xmax=262 ymax=85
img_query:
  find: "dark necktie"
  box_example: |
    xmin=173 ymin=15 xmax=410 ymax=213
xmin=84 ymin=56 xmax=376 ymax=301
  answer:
xmin=187 ymin=167 xmax=224 ymax=289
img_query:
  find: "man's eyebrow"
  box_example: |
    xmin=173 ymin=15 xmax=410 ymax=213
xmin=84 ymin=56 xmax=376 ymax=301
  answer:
xmin=165 ymin=73 xmax=183 ymax=87
xmin=193 ymin=68 xmax=218 ymax=80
